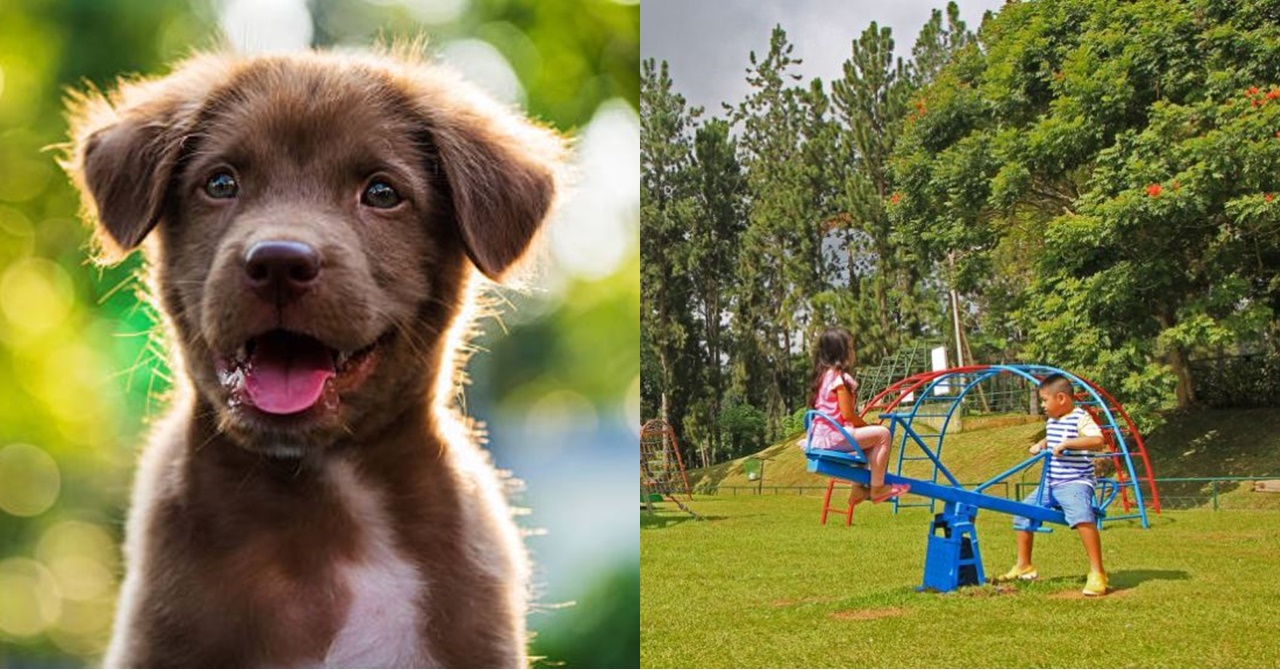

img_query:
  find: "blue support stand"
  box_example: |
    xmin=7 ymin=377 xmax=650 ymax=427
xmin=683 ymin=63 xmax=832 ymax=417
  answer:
xmin=920 ymin=502 xmax=985 ymax=592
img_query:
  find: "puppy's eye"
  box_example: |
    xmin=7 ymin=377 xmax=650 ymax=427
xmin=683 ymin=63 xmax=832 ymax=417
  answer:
xmin=361 ymin=180 xmax=402 ymax=209
xmin=205 ymin=172 xmax=239 ymax=199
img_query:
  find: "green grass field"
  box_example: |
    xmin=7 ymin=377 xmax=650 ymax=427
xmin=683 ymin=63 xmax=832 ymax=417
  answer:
xmin=641 ymin=496 xmax=1280 ymax=667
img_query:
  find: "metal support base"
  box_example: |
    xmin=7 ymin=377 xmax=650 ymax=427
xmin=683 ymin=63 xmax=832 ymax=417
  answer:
xmin=920 ymin=502 xmax=985 ymax=592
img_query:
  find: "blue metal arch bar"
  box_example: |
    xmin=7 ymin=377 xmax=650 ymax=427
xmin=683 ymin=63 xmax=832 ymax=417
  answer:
xmin=880 ymin=364 xmax=1149 ymax=528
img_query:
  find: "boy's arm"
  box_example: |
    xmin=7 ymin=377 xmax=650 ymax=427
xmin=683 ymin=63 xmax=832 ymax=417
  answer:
xmin=1051 ymin=412 xmax=1106 ymax=455
xmin=1029 ymin=437 xmax=1047 ymax=454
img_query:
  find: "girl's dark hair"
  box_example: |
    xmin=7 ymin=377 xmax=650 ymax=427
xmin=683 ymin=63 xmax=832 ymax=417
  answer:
xmin=810 ymin=326 xmax=855 ymax=405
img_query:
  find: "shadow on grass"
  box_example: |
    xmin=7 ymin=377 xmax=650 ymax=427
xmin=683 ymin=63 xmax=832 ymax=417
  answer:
xmin=957 ymin=568 xmax=1189 ymax=598
xmin=640 ymin=513 xmax=725 ymax=529
xmin=1108 ymin=568 xmax=1190 ymax=591
xmin=1015 ymin=569 xmax=1189 ymax=598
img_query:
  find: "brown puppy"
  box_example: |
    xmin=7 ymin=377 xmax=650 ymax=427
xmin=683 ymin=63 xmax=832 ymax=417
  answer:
xmin=62 ymin=49 xmax=562 ymax=667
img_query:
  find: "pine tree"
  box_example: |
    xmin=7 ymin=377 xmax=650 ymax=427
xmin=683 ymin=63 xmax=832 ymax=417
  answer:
xmin=640 ymin=59 xmax=700 ymax=432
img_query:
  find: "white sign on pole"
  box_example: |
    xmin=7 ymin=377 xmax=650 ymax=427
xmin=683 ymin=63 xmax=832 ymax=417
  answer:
xmin=931 ymin=346 xmax=950 ymax=395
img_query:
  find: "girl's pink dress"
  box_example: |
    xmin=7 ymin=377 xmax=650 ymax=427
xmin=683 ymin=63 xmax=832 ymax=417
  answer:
xmin=809 ymin=368 xmax=860 ymax=450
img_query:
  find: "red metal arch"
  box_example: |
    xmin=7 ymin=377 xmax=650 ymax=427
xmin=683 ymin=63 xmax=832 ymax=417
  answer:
xmin=821 ymin=365 xmax=1160 ymax=524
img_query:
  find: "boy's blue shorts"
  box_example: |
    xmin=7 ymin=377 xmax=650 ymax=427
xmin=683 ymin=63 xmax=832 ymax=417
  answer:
xmin=1012 ymin=482 xmax=1096 ymax=529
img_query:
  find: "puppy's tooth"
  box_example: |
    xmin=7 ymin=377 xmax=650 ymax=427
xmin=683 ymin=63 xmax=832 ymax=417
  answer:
xmin=236 ymin=344 xmax=248 ymax=363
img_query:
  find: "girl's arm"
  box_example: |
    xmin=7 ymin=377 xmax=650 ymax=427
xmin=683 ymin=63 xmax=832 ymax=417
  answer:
xmin=835 ymin=385 xmax=869 ymax=428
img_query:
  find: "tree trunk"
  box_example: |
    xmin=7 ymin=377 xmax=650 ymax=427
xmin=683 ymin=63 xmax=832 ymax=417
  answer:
xmin=1168 ymin=343 xmax=1196 ymax=409
xmin=874 ymin=274 xmax=891 ymax=358
xmin=658 ymin=350 xmax=671 ymax=423
xmin=1157 ymin=308 xmax=1196 ymax=409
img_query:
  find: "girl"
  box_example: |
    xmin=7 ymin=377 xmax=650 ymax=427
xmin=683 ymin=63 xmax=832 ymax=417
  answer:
xmin=808 ymin=326 xmax=908 ymax=504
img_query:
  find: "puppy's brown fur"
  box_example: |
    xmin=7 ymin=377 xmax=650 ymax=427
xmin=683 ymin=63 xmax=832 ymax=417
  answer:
xmin=63 ymin=49 xmax=563 ymax=667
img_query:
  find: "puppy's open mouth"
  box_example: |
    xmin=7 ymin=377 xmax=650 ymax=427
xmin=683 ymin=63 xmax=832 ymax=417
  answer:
xmin=216 ymin=329 xmax=388 ymax=416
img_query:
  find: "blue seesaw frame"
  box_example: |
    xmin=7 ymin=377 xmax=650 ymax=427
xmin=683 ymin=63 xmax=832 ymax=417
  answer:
xmin=802 ymin=364 xmax=1147 ymax=592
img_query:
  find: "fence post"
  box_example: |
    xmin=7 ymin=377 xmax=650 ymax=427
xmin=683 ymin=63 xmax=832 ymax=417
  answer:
xmin=1212 ymin=480 xmax=1218 ymax=511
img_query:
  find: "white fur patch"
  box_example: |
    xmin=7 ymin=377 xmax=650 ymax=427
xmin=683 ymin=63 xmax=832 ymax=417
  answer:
xmin=322 ymin=461 xmax=433 ymax=668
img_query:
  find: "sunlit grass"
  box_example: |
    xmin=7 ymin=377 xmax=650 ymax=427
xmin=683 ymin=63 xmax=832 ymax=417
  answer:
xmin=641 ymin=495 xmax=1280 ymax=668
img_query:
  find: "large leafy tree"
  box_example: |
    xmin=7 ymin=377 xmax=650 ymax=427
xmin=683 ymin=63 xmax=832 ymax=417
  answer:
xmin=640 ymin=59 xmax=700 ymax=429
xmin=831 ymin=22 xmax=913 ymax=355
xmin=727 ymin=26 xmax=827 ymax=436
xmin=890 ymin=0 xmax=1280 ymax=417
xmin=683 ymin=118 xmax=746 ymax=464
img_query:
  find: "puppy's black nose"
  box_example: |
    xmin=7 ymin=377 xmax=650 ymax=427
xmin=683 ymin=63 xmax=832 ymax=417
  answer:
xmin=244 ymin=240 xmax=320 ymax=303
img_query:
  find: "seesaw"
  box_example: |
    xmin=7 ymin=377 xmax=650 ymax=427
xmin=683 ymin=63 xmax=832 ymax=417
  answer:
xmin=804 ymin=364 xmax=1157 ymax=592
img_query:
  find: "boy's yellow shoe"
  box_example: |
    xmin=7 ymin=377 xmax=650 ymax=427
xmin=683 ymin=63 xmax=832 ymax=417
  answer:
xmin=995 ymin=564 xmax=1038 ymax=582
xmin=1083 ymin=571 xmax=1108 ymax=596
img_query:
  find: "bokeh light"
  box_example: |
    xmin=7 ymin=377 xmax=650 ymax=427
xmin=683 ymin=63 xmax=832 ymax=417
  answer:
xmin=525 ymin=389 xmax=599 ymax=440
xmin=0 ymin=258 xmax=75 ymax=342
xmin=0 ymin=132 xmax=54 ymax=204
xmin=549 ymin=98 xmax=640 ymax=280
xmin=396 ymin=0 xmax=470 ymax=26
xmin=625 ymin=374 xmax=641 ymax=437
xmin=37 ymin=521 xmax=119 ymax=602
xmin=439 ymin=38 xmax=526 ymax=106
xmin=0 ymin=443 xmax=61 ymax=517
xmin=219 ymin=0 xmax=314 ymax=53
xmin=0 ymin=558 xmax=62 ymax=638
xmin=0 ymin=206 xmax=36 ymax=261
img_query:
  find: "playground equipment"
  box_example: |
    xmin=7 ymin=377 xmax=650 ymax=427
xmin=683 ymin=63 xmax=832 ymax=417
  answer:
xmin=640 ymin=418 xmax=701 ymax=519
xmin=804 ymin=364 xmax=1160 ymax=592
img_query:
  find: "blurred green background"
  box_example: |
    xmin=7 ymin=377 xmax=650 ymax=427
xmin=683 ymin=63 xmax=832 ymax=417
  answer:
xmin=0 ymin=0 xmax=639 ymax=666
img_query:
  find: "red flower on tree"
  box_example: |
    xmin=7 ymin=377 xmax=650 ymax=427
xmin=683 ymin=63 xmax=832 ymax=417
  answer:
xmin=1146 ymin=183 xmax=1163 ymax=197
xmin=1266 ymin=193 xmax=1274 ymax=203
xmin=1249 ymin=86 xmax=1260 ymax=96
xmin=890 ymin=192 xmax=902 ymax=205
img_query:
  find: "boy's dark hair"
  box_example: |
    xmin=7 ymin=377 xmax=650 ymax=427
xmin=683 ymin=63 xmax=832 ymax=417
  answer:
xmin=1038 ymin=373 xmax=1075 ymax=397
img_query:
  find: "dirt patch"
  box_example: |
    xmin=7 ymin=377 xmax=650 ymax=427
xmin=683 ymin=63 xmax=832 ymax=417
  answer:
xmin=828 ymin=607 xmax=907 ymax=621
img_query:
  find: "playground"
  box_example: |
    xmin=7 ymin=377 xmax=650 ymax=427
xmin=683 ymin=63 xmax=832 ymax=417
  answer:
xmin=639 ymin=367 xmax=1280 ymax=667
xmin=641 ymin=496 xmax=1280 ymax=668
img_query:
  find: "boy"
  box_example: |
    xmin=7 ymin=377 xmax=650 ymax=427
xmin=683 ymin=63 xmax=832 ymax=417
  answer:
xmin=997 ymin=374 xmax=1109 ymax=596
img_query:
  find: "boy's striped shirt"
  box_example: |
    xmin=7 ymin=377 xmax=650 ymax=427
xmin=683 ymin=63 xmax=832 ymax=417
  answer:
xmin=1046 ymin=407 xmax=1103 ymax=487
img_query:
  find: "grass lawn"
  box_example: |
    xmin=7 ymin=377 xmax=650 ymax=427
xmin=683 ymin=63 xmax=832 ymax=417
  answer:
xmin=641 ymin=495 xmax=1280 ymax=668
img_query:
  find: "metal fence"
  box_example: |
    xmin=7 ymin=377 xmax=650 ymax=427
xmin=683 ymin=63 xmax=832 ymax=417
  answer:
xmin=694 ymin=476 xmax=1279 ymax=511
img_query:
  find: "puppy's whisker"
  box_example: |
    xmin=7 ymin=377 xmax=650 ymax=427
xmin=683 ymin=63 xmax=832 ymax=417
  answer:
xmin=96 ymin=273 xmax=144 ymax=306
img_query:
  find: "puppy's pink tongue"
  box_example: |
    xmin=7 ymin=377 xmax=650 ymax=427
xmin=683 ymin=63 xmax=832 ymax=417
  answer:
xmin=244 ymin=333 xmax=334 ymax=415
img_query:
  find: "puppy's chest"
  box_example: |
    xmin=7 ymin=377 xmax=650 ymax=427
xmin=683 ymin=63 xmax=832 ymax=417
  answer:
xmin=319 ymin=463 xmax=432 ymax=668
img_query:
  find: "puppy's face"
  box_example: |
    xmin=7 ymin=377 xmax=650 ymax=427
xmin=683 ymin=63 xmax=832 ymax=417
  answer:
xmin=65 ymin=53 xmax=561 ymax=455
xmin=174 ymin=67 xmax=444 ymax=451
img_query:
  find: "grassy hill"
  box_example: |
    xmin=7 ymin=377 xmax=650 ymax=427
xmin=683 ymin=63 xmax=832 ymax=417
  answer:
xmin=686 ymin=408 xmax=1280 ymax=510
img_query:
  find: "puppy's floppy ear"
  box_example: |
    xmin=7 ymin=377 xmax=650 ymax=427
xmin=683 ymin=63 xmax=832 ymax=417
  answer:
xmin=410 ymin=69 xmax=566 ymax=280
xmin=62 ymin=57 xmax=222 ymax=261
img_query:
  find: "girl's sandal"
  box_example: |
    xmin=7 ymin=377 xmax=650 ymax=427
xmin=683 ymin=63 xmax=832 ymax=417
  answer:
xmin=870 ymin=483 xmax=910 ymax=504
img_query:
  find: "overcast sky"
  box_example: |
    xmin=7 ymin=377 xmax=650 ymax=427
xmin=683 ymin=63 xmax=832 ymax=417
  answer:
xmin=641 ymin=0 xmax=1010 ymax=114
